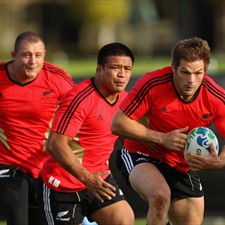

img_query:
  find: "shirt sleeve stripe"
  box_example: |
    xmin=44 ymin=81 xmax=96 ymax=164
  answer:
xmin=56 ymin=84 xmax=95 ymax=134
xmin=124 ymin=73 xmax=172 ymax=117
xmin=43 ymin=61 xmax=75 ymax=87
xmin=202 ymin=78 xmax=225 ymax=104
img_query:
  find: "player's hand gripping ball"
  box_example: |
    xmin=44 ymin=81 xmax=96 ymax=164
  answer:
xmin=184 ymin=127 xmax=219 ymax=156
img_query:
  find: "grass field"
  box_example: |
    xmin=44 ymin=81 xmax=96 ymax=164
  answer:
xmin=51 ymin=56 xmax=171 ymax=78
xmin=1 ymin=53 xmax=225 ymax=78
xmin=51 ymin=54 xmax=225 ymax=78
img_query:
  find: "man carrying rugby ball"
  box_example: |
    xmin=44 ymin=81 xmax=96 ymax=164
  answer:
xmin=111 ymin=37 xmax=225 ymax=225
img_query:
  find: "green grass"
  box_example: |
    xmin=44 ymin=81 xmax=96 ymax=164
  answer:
xmin=52 ymin=54 xmax=225 ymax=78
xmin=52 ymin=56 xmax=171 ymax=78
xmin=135 ymin=217 xmax=146 ymax=225
xmin=2 ymin=53 xmax=225 ymax=78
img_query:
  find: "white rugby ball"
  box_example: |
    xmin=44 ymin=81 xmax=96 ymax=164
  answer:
xmin=184 ymin=127 xmax=219 ymax=156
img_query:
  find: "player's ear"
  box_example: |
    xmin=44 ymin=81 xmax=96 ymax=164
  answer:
xmin=96 ymin=64 xmax=103 ymax=73
xmin=11 ymin=50 xmax=16 ymax=58
xmin=171 ymin=64 xmax=176 ymax=73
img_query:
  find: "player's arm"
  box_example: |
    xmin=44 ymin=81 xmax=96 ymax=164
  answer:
xmin=186 ymin=115 xmax=225 ymax=171
xmin=186 ymin=144 xmax=225 ymax=171
xmin=46 ymin=132 xmax=116 ymax=202
xmin=111 ymin=109 xmax=188 ymax=151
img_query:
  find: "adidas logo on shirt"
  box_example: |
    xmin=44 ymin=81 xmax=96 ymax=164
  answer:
xmin=159 ymin=106 xmax=168 ymax=113
xmin=97 ymin=114 xmax=103 ymax=120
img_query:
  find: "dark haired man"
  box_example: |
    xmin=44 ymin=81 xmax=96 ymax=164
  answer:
xmin=40 ymin=43 xmax=135 ymax=225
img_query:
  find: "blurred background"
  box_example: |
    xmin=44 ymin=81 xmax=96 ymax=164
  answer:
xmin=0 ymin=0 xmax=225 ymax=223
xmin=1 ymin=0 xmax=225 ymax=62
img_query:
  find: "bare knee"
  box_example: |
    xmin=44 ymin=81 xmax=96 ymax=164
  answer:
xmin=116 ymin=211 xmax=134 ymax=225
xmin=145 ymin=192 xmax=171 ymax=225
xmin=91 ymin=201 xmax=135 ymax=225
xmin=149 ymin=192 xmax=170 ymax=215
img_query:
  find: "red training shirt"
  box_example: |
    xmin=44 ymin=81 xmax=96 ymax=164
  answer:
xmin=0 ymin=61 xmax=75 ymax=178
xmin=120 ymin=66 xmax=225 ymax=172
xmin=41 ymin=77 xmax=128 ymax=192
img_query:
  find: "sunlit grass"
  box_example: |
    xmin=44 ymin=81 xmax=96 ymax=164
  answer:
xmin=61 ymin=56 xmax=171 ymax=78
xmin=135 ymin=217 xmax=146 ymax=225
xmin=50 ymin=54 xmax=225 ymax=78
xmin=1 ymin=53 xmax=225 ymax=78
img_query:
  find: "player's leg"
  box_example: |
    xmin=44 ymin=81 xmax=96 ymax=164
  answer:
xmin=41 ymin=180 xmax=84 ymax=225
xmin=27 ymin=175 xmax=48 ymax=225
xmin=169 ymin=196 xmax=204 ymax=225
xmin=91 ymin=200 xmax=134 ymax=225
xmin=129 ymin=163 xmax=171 ymax=225
xmin=116 ymin=149 xmax=171 ymax=225
xmin=88 ymin=174 xmax=134 ymax=225
xmin=0 ymin=166 xmax=29 ymax=225
xmin=29 ymin=206 xmax=48 ymax=225
xmin=166 ymin=169 xmax=204 ymax=225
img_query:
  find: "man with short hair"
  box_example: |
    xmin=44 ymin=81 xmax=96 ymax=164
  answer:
xmin=0 ymin=31 xmax=75 ymax=225
xmin=40 ymin=42 xmax=135 ymax=225
xmin=111 ymin=37 xmax=225 ymax=225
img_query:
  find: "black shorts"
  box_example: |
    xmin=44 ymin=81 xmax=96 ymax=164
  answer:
xmin=40 ymin=174 xmax=125 ymax=225
xmin=0 ymin=164 xmax=47 ymax=225
xmin=117 ymin=148 xmax=204 ymax=199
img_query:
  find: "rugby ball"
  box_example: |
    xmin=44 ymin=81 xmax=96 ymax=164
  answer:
xmin=184 ymin=127 xmax=219 ymax=156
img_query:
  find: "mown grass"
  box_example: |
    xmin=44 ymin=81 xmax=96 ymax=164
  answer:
xmin=51 ymin=56 xmax=171 ymax=78
xmin=135 ymin=217 xmax=146 ymax=225
xmin=1 ymin=53 xmax=225 ymax=78
xmin=51 ymin=54 xmax=225 ymax=78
